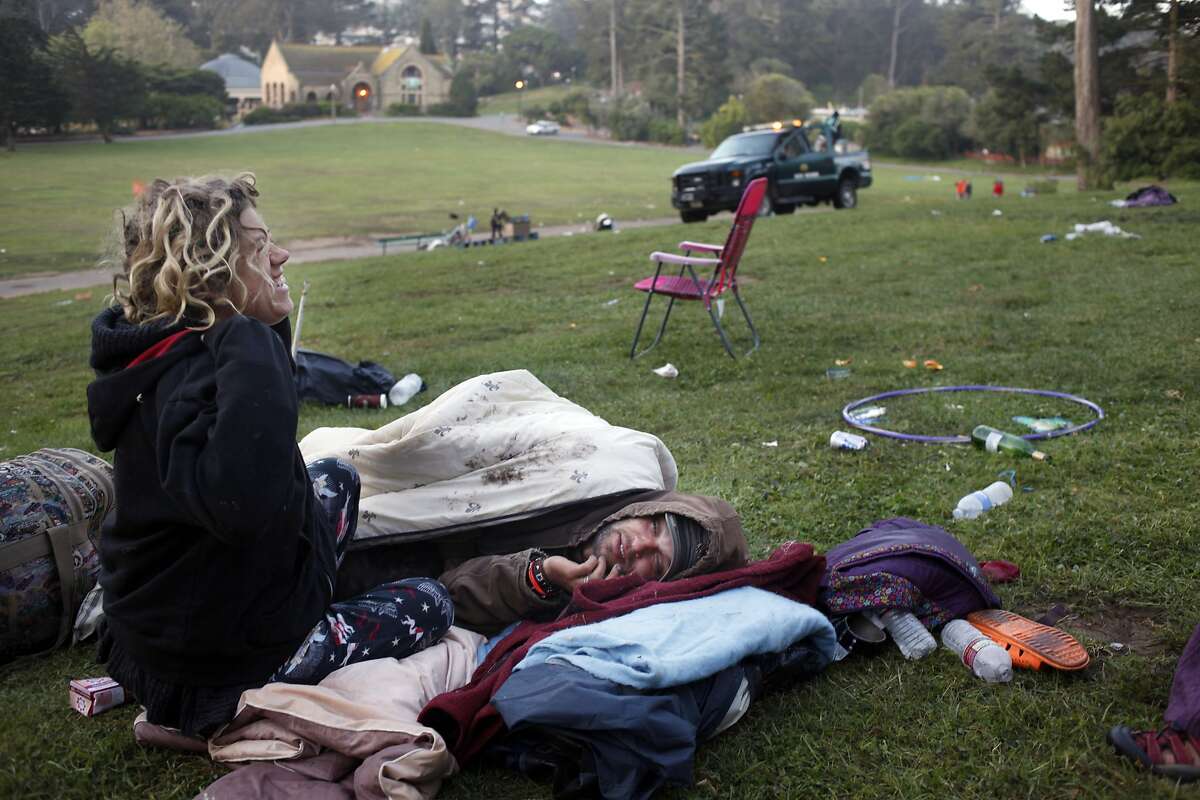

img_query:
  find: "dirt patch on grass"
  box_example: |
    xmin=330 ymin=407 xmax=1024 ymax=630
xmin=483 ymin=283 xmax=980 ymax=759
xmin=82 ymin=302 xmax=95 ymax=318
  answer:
xmin=1052 ymin=602 xmax=1170 ymax=656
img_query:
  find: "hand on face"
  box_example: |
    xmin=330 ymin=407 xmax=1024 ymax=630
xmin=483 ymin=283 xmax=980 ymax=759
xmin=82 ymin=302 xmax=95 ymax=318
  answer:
xmin=231 ymin=207 xmax=293 ymax=325
xmin=542 ymin=554 xmax=621 ymax=592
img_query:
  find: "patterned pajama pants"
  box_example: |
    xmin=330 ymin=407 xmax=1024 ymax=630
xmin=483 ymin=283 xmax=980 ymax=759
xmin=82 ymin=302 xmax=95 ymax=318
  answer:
xmin=270 ymin=458 xmax=455 ymax=685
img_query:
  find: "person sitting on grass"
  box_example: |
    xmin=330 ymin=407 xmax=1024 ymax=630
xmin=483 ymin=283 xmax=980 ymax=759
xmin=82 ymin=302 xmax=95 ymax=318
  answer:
xmin=86 ymin=173 xmax=453 ymax=739
xmin=1109 ymin=622 xmax=1200 ymax=782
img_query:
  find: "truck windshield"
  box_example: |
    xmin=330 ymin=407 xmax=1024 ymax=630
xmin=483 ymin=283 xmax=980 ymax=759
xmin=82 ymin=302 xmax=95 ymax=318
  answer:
xmin=709 ymin=133 xmax=777 ymax=159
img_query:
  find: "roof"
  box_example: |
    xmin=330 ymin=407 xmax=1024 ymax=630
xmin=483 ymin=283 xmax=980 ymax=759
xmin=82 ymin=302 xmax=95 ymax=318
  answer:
xmin=371 ymin=45 xmax=454 ymax=78
xmin=277 ymin=43 xmax=382 ymax=84
xmin=200 ymin=53 xmax=261 ymax=90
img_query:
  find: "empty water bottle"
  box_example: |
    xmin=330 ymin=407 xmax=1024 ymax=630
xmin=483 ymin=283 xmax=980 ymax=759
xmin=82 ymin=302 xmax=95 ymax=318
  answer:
xmin=879 ymin=609 xmax=937 ymax=660
xmin=941 ymin=619 xmax=1013 ymax=683
xmin=953 ymin=480 xmax=1013 ymax=520
xmin=387 ymin=373 xmax=424 ymax=407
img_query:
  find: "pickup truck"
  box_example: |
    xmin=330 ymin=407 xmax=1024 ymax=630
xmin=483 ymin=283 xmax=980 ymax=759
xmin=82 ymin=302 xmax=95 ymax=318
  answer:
xmin=671 ymin=119 xmax=872 ymax=223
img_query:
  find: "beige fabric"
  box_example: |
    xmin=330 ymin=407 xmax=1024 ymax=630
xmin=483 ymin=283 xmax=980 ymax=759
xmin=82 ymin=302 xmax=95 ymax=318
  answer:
xmin=208 ymin=627 xmax=485 ymax=799
xmin=298 ymin=370 xmax=678 ymax=540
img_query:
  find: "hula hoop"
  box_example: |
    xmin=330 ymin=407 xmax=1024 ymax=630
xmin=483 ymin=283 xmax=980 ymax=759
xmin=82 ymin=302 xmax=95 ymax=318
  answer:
xmin=841 ymin=385 xmax=1104 ymax=444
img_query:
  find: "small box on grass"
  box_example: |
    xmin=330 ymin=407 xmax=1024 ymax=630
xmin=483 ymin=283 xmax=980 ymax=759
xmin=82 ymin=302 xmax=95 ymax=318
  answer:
xmin=69 ymin=676 xmax=126 ymax=717
xmin=504 ymin=216 xmax=532 ymax=240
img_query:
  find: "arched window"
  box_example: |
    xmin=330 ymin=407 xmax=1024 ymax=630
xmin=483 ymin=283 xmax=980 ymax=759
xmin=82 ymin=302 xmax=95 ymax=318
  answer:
xmin=401 ymin=65 xmax=422 ymax=106
xmin=306 ymin=91 xmax=317 ymax=102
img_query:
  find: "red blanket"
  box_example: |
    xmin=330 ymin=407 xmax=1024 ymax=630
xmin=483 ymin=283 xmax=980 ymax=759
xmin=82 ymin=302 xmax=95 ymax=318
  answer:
xmin=418 ymin=541 xmax=824 ymax=764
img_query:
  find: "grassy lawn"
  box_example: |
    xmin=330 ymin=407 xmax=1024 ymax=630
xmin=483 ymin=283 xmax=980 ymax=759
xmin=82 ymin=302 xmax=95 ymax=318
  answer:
xmin=0 ymin=128 xmax=1198 ymax=798
xmin=477 ymin=84 xmax=576 ymax=116
xmin=0 ymin=121 xmax=683 ymax=279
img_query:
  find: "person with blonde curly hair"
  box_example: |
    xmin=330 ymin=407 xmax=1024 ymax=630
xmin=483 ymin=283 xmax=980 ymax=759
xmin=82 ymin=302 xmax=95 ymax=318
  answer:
xmin=86 ymin=174 xmax=453 ymax=740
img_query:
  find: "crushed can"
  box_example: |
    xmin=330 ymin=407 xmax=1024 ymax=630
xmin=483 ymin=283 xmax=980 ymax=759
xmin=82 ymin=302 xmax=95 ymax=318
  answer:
xmin=830 ymin=431 xmax=869 ymax=451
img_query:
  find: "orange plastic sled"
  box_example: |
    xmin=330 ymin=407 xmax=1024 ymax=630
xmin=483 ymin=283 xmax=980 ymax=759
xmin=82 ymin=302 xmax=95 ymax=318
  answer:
xmin=965 ymin=609 xmax=1090 ymax=671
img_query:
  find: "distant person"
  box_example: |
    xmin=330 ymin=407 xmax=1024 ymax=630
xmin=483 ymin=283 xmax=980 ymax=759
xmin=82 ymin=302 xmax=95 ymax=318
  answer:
xmin=490 ymin=207 xmax=503 ymax=242
xmin=1109 ymin=622 xmax=1200 ymax=782
xmin=828 ymin=110 xmax=842 ymax=144
xmin=965 ymin=181 xmax=973 ymax=199
xmin=992 ymin=178 xmax=1004 ymax=198
xmin=87 ymin=173 xmax=453 ymax=738
xmin=955 ymin=179 xmax=968 ymax=200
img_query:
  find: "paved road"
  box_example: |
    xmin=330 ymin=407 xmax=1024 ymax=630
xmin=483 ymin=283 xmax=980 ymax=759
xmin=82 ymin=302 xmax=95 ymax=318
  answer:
xmin=0 ymin=215 xmax=688 ymax=299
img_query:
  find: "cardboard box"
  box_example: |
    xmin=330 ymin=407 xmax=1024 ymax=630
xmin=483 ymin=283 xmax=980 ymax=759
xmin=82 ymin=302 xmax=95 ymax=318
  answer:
xmin=504 ymin=219 xmax=531 ymax=240
xmin=69 ymin=676 xmax=126 ymax=717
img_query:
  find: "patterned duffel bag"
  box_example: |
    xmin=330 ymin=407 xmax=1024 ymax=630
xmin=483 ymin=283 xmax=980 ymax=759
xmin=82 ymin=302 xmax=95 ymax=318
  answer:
xmin=0 ymin=448 xmax=114 ymax=662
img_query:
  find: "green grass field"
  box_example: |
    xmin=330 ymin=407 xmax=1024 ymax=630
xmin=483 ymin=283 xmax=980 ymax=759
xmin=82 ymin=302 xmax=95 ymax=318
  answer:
xmin=0 ymin=120 xmax=684 ymax=279
xmin=1 ymin=123 xmax=1198 ymax=799
xmin=477 ymin=84 xmax=575 ymax=116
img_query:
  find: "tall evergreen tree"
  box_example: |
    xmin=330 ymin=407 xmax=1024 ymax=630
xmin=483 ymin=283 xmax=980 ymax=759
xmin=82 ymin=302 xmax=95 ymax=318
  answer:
xmin=49 ymin=29 xmax=146 ymax=143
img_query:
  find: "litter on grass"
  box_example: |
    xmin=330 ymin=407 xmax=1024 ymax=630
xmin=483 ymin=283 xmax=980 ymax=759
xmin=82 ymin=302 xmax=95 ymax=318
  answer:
xmin=1012 ymin=415 xmax=1072 ymax=433
xmin=1067 ymin=220 xmax=1141 ymax=239
xmin=604 ymin=298 xmax=620 ymax=306
xmin=652 ymin=363 xmax=679 ymax=379
xmin=830 ymin=431 xmax=868 ymax=450
xmin=992 ymin=209 xmax=1003 ymax=216
xmin=849 ymin=406 xmax=887 ymax=422
xmin=826 ymin=367 xmax=851 ymax=380
xmin=923 ymin=359 xmax=943 ymax=371
xmin=1041 ymin=234 xmax=1057 ymax=243
xmin=761 ymin=440 xmax=779 ymax=448
xmin=902 ymin=359 xmax=918 ymax=368
xmin=834 ymin=358 xmax=851 ymax=366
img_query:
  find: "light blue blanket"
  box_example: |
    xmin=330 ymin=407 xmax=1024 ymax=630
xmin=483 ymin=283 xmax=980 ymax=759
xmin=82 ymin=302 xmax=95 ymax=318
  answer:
xmin=513 ymin=586 xmax=836 ymax=689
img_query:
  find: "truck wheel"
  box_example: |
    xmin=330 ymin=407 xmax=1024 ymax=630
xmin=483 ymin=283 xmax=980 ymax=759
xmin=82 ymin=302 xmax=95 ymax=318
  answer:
xmin=680 ymin=210 xmax=708 ymax=223
xmin=772 ymin=201 xmax=796 ymax=215
xmin=834 ymin=178 xmax=858 ymax=209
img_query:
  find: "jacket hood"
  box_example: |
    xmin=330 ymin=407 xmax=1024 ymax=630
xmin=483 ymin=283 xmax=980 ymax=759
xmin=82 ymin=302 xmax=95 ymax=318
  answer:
xmin=569 ymin=490 xmax=750 ymax=580
xmin=87 ymin=306 xmax=202 ymax=452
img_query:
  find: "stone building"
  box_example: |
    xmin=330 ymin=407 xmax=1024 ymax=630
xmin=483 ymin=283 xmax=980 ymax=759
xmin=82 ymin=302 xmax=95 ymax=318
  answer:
xmin=259 ymin=41 xmax=453 ymax=113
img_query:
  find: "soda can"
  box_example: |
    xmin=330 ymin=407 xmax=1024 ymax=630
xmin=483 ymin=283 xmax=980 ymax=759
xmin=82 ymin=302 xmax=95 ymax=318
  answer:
xmin=347 ymin=394 xmax=387 ymax=409
xmin=830 ymin=431 xmax=868 ymax=450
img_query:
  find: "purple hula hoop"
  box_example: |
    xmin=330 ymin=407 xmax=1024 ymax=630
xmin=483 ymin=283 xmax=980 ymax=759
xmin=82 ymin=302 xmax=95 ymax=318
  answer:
xmin=841 ymin=385 xmax=1105 ymax=444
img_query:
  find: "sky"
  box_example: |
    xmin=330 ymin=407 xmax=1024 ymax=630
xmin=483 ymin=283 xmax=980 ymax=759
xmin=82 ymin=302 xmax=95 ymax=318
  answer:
xmin=1020 ymin=0 xmax=1076 ymax=22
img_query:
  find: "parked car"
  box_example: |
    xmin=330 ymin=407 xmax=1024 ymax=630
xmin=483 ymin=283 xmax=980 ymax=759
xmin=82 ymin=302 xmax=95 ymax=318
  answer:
xmin=526 ymin=119 xmax=561 ymax=136
xmin=671 ymin=118 xmax=872 ymax=223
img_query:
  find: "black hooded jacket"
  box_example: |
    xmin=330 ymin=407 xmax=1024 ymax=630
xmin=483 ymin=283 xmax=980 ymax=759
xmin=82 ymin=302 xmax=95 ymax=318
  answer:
xmin=87 ymin=307 xmax=334 ymax=686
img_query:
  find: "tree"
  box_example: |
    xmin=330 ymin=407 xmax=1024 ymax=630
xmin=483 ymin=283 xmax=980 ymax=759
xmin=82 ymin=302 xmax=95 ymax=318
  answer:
xmin=968 ymin=66 xmax=1050 ymax=164
xmin=50 ymin=29 xmax=146 ymax=142
xmin=743 ymin=73 xmax=814 ymax=123
xmin=82 ymin=0 xmax=199 ymax=68
xmin=0 ymin=11 xmax=68 ymax=150
xmin=1074 ymin=0 xmax=1104 ymax=189
xmin=419 ymin=16 xmax=437 ymax=53
xmin=699 ymin=94 xmax=747 ymax=147
xmin=447 ymin=69 xmax=478 ymax=115
xmin=867 ymin=85 xmax=972 ymax=158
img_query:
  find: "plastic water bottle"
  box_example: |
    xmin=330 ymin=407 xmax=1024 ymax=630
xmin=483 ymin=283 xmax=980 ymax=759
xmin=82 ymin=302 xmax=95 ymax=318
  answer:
xmin=941 ymin=619 xmax=1013 ymax=683
xmin=953 ymin=480 xmax=1013 ymax=520
xmin=879 ymin=609 xmax=937 ymax=660
xmin=387 ymin=373 xmax=424 ymax=407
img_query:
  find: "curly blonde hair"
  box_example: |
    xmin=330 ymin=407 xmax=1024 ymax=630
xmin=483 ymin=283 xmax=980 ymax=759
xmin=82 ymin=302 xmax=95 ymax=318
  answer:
xmin=112 ymin=173 xmax=261 ymax=329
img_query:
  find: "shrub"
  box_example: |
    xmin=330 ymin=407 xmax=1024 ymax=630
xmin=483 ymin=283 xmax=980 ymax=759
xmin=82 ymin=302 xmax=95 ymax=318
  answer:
xmin=385 ymin=102 xmax=422 ymax=116
xmin=141 ymin=92 xmax=222 ymax=129
xmin=648 ymin=117 xmax=684 ymax=145
xmin=242 ymin=101 xmax=354 ymax=125
xmin=522 ymin=105 xmax=547 ymax=123
xmin=1102 ymin=94 xmax=1200 ymax=181
xmin=699 ymin=96 xmax=748 ymax=149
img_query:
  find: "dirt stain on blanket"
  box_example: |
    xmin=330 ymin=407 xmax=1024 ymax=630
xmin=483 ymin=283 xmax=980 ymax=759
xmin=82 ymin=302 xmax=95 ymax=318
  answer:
xmin=482 ymin=464 xmax=526 ymax=485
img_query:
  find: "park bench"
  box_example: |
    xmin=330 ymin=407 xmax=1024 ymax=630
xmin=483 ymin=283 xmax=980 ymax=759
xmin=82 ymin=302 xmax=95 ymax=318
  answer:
xmin=377 ymin=233 xmax=441 ymax=255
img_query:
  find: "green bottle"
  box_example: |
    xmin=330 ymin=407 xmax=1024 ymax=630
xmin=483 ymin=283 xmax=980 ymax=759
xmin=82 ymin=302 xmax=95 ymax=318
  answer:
xmin=971 ymin=425 xmax=1048 ymax=461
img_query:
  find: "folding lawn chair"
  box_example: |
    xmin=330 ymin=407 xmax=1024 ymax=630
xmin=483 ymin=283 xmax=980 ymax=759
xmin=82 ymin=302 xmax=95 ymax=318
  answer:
xmin=629 ymin=177 xmax=766 ymax=359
